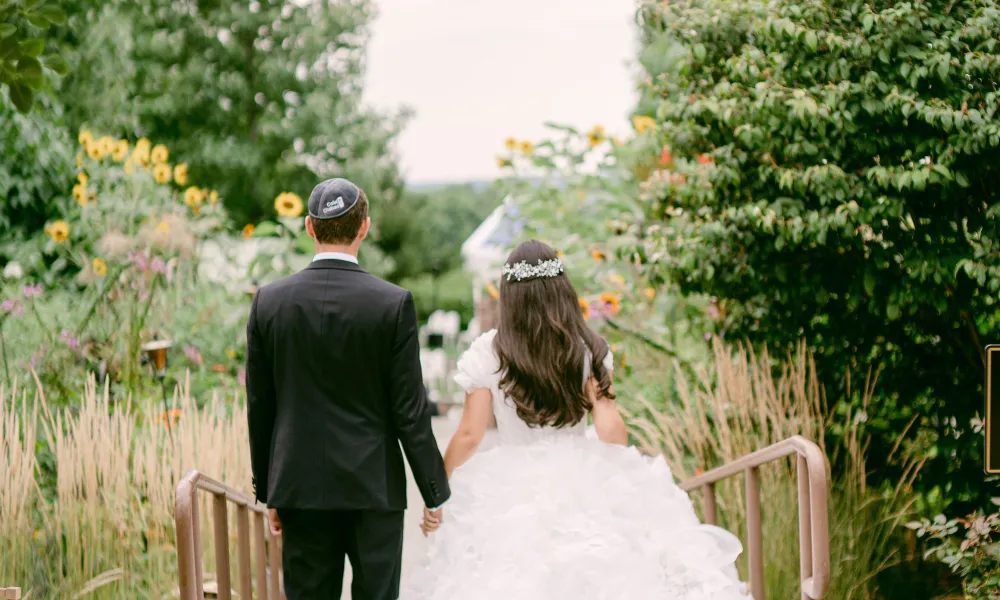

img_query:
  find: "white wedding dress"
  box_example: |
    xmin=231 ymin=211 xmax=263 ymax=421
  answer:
xmin=401 ymin=330 xmax=749 ymax=599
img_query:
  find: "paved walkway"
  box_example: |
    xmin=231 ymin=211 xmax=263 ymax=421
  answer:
xmin=342 ymin=415 xmax=461 ymax=597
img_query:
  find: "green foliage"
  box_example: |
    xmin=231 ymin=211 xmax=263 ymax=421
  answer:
xmin=400 ymin=266 xmax=475 ymax=327
xmin=51 ymin=0 xmax=406 ymax=227
xmin=0 ymin=0 xmax=69 ymax=113
xmin=909 ymin=497 xmax=1000 ymax=598
xmin=628 ymin=0 xmax=1000 ymax=510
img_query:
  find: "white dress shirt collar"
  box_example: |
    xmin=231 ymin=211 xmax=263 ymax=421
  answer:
xmin=313 ymin=251 xmax=359 ymax=265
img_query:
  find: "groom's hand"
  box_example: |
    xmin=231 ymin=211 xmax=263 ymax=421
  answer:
xmin=267 ymin=508 xmax=282 ymax=537
xmin=420 ymin=506 xmax=442 ymax=537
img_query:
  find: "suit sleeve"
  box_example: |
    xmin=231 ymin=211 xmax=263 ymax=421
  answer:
xmin=389 ymin=291 xmax=451 ymax=508
xmin=246 ymin=290 xmax=276 ymax=505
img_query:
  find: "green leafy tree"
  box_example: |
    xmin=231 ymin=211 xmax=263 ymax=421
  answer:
xmin=54 ymin=0 xmax=405 ymax=227
xmin=629 ymin=0 xmax=1000 ymax=510
xmin=0 ymin=0 xmax=68 ymax=112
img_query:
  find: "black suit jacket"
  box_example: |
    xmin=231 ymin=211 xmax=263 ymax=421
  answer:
xmin=245 ymin=258 xmax=450 ymax=511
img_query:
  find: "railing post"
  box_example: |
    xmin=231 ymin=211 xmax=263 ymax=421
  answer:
xmin=254 ymin=513 xmax=269 ymax=599
xmin=212 ymin=494 xmax=233 ymax=600
xmin=703 ymin=483 xmax=718 ymax=525
xmin=175 ymin=474 xmax=201 ymax=600
xmin=237 ymin=505 xmax=254 ymax=600
xmin=797 ymin=455 xmax=813 ymax=600
xmin=745 ymin=467 xmax=765 ymax=600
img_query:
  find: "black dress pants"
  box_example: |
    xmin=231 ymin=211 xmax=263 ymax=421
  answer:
xmin=278 ymin=508 xmax=405 ymax=600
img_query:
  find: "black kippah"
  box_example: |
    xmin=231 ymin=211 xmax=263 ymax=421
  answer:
xmin=307 ymin=178 xmax=361 ymax=220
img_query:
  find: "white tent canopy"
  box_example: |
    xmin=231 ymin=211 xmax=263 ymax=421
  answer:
xmin=460 ymin=194 xmax=519 ymax=283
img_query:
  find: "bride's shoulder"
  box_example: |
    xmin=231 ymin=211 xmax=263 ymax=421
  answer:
xmin=454 ymin=329 xmax=500 ymax=392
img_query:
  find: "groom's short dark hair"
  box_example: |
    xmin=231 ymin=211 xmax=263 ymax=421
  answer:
xmin=311 ymin=188 xmax=369 ymax=245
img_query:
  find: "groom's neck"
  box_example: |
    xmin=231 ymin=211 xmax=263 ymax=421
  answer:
xmin=314 ymin=242 xmax=358 ymax=257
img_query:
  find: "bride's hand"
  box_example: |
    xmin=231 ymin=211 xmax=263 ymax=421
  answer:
xmin=421 ymin=506 xmax=442 ymax=537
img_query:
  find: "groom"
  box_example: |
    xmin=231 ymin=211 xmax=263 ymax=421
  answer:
xmin=245 ymin=178 xmax=450 ymax=599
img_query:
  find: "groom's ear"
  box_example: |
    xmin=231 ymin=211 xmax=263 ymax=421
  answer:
xmin=305 ymin=216 xmax=316 ymax=240
xmin=358 ymin=216 xmax=371 ymax=242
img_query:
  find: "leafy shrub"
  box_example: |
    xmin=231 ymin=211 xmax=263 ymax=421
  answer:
xmin=910 ymin=500 xmax=1000 ymax=599
xmin=624 ymin=0 xmax=1000 ymax=510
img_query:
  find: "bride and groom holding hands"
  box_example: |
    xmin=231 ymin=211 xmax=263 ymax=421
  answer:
xmin=245 ymin=177 xmax=749 ymax=599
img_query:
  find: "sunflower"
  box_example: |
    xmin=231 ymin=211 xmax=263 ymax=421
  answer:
xmin=155 ymin=220 xmax=171 ymax=233
xmin=274 ymin=192 xmax=304 ymax=218
xmin=97 ymin=136 xmax=114 ymax=157
xmin=72 ymin=183 xmax=88 ymax=207
xmin=644 ymin=287 xmax=656 ymax=302
xmin=112 ymin=139 xmax=129 ymax=162
xmin=591 ymin=249 xmax=606 ymax=261
xmin=579 ymin=297 xmax=591 ymax=320
xmin=208 ymin=190 xmax=219 ymax=204
xmin=632 ymin=115 xmax=656 ymax=134
xmin=184 ymin=187 xmax=205 ymax=208
xmin=78 ymin=130 xmax=94 ymax=147
xmin=77 ymin=172 xmax=88 ymax=186
xmin=504 ymin=137 xmax=518 ymax=151
xmin=46 ymin=220 xmax=70 ymax=243
xmin=519 ymin=140 xmax=534 ymax=155
xmin=587 ymin=125 xmax=606 ymax=148
xmin=608 ymin=273 xmax=625 ymax=288
xmin=86 ymin=141 xmax=103 ymax=160
xmin=226 ymin=348 xmax=238 ymax=360
xmin=173 ymin=163 xmax=189 ymax=186
xmin=150 ymin=144 xmax=169 ymax=165
xmin=486 ymin=283 xmax=500 ymax=300
xmin=153 ymin=163 xmax=172 ymax=184
xmin=599 ymin=292 xmax=621 ymax=315
xmin=133 ymin=139 xmax=151 ymax=165
xmin=124 ymin=159 xmax=135 ymax=174
xmin=242 ymin=224 xmax=255 ymax=239
xmin=92 ymin=257 xmax=108 ymax=277
xmin=496 ymin=157 xmax=512 ymax=169
xmin=76 ymin=153 xmax=83 ymax=169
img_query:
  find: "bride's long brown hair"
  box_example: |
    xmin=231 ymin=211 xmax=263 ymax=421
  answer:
xmin=494 ymin=240 xmax=615 ymax=428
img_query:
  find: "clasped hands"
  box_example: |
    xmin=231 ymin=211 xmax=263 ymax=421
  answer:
xmin=421 ymin=506 xmax=443 ymax=537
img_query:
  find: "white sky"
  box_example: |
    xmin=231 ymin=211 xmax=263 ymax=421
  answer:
xmin=363 ymin=0 xmax=639 ymax=184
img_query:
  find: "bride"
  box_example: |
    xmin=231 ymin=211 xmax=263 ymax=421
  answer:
xmin=401 ymin=239 xmax=748 ymax=599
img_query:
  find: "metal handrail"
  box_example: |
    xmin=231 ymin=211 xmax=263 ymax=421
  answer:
xmin=677 ymin=435 xmax=831 ymax=600
xmin=175 ymin=470 xmax=284 ymax=600
xmin=1 ymin=588 xmax=22 ymax=600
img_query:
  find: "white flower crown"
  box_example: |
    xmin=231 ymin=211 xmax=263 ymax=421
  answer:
xmin=502 ymin=258 xmax=565 ymax=282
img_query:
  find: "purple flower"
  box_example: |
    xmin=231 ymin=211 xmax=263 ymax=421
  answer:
xmin=60 ymin=329 xmax=80 ymax=350
xmin=705 ymin=332 xmax=713 ymax=341
xmin=183 ymin=345 xmax=203 ymax=365
xmin=705 ymin=303 xmax=720 ymax=320
xmin=22 ymin=284 xmax=43 ymax=299
xmin=1 ymin=299 xmax=15 ymax=313
xmin=127 ymin=251 xmax=148 ymax=271
xmin=1 ymin=299 xmax=22 ymax=317
xmin=151 ymin=257 xmax=167 ymax=275
xmin=237 ymin=368 xmax=246 ymax=387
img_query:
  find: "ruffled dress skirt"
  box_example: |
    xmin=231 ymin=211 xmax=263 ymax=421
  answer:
xmin=400 ymin=436 xmax=749 ymax=599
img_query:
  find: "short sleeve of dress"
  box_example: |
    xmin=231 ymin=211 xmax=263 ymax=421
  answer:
xmin=454 ymin=329 xmax=501 ymax=392
xmin=603 ymin=346 xmax=615 ymax=374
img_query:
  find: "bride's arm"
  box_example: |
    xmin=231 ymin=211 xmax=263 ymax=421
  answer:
xmin=443 ymin=388 xmax=493 ymax=478
xmin=589 ymin=377 xmax=628 ymax=446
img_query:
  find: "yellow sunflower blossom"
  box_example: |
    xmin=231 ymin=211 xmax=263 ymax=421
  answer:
xmin=632 ymin=115 xmax=656 ymax=134
xmin=208 ymin=190 xmax=219 ymax=204
xmin=587 ymin=125 xmax=606 ymax=148
xmin=579 ymin=297 xmax=591 ymax=320
xmin=591 ymin=249 xmax=606 ymax=261
xmin=151 ymin=144 xmax=169 ymax=165
xmin=153 ymin=163 xmax=172 ymax=184
xmin=496 ymin=157 xmax=512 ymax=169
xmin=78 ymin=130 xmax=93 ymax=147
xmin=77 ymin=172 xmax=88 ymax=186
xmin=76 ymin=152 xmax=83 ymax=169
xmin=242 ymin=224 xmax=255 ymax=239
xmin=173 ymin=163 xmax=189 ymax=186
xmin=184 ymin=186 xmax=204 ymax=207
xmin=124 ymin=159 xmax=135 ymax=174
xmin=155 ymin=219 xmax=171 ymax=233
xmin=504 ymin=137 xmax=518 ymax=151
xmin=86 ymin=141 xmax=103 ymax=160
xmin=133 ymin=138 xmax=151 ymax=164
xmin=112 ymin=139 xmax=129 ymax=162
xmin=519 ymin=140 xmax=534 ymax=155
xmin=486 ymin=282 xmax=500 ymax=300
xmin=92 ymin=257 xmax=108 ymax=277
xmin=226 ymin=348 xmax=238 ymax=360
xmin=46 ymin=220 xmax=70 ymax=243
xmin=609 ymin=273 xmax=625 ymax=288
xmin=274 ymin=192 xmax=304 ymax=218
xmin=72 ymin=183 xmax=88 ymax=207
xmin=191 ymin=206 xmax=201 ymax=216
xmin=644 ymin=287 xmax=656 ymax=302
xmin=97 ymin=136 xmax=114 ymax=157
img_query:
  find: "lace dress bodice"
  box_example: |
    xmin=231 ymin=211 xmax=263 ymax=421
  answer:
xmin=453 ymin=329 xmax=614 ymax=446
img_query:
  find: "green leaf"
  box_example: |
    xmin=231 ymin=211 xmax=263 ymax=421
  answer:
xmin=25 ymin=14 xmax=50 ymax=30
xmin=43 ymin=54 xmax=68 ymax=76
xmin=0 ymin=24 xmax=16 ymax=39
xmin=886 ymin=303 xmax=901 ymax=321
xmin=9 ymin=82 xmax=34 ymax=113
xmin=805 ymin=31 xmax=818 ymax=52
xmin=862 ymin=14 xmax=875 ymax=33
xmin=17 ymin=56 xmax=43 ymax=78
xmin=955 ymin=172 xmax=970 ymax=188
xmin=864 ymin=270 xmax=876 ymax=295
xmin=252 ymin=221 xmax=280 ymax=237
xmin=40 ymin=7 xmax=67 ymax=25
xmin=18 ymin=39 xmax=44 ymax=58
xmin=693 ymin=44 xmax=706 ymax=61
